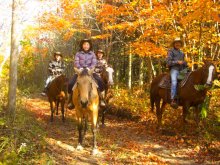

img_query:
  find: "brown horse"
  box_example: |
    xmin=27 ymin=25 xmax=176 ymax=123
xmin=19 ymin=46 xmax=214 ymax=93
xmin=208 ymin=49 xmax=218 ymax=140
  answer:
xmin=150 ymin=62 xmax=217 ymax=127
xmin=100 ymin=66 xmax=114 ymax=126
xmin=72 ymin=68 xmax=100 ymax=155
xmin=47 ymin=74 xmax=67 ymax=122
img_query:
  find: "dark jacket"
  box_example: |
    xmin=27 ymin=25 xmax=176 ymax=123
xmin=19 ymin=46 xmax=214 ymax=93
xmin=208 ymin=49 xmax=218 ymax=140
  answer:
xmin=74 ymin=51 xmax=97 ymax=69
xmin=95 ymin=58 xmax=107 ymax=74
xmin=48 ymin=60 xmax=65 ymax=75
xmin=167 ymin=48 xmax=187 ymax=71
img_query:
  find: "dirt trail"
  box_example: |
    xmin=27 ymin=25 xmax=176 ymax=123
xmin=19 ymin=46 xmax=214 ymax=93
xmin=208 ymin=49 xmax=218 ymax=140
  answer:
xmin=24 ymin=96 xmax=219 ymax=165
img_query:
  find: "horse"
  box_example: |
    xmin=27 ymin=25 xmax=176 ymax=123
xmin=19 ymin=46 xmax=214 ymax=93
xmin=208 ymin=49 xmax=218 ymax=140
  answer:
xmin=99 ymin=66 xmax=114 ymax=126
xmin=72 ymin=68 xmax=100 ymax=155
xmin=150 ymin=61 xmax=217 ymax=128
xmin=46 ymin=74 xmax=67 ymax=122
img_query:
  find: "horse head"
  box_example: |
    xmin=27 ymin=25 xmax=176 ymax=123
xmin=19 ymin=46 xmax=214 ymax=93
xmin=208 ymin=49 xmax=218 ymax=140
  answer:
xmin=101 ymin=66 xmax=114 ymax=86
xmin=202 ymin=61 xmax=217 ymax=86
xmin=74 ymin=68 xmax=95 ymax=108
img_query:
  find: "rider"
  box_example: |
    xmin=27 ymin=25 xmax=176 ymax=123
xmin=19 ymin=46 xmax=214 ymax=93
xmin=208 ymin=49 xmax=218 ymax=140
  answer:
xmin=94 ymin=49 xmax=108 ymax=76
xmin=67 ymin=39 xmax=106 ymax=109
xmin=167 ymin=37 xmax=187 ymax=108
xmin=41 ymin=51 xmax=65 ymax=96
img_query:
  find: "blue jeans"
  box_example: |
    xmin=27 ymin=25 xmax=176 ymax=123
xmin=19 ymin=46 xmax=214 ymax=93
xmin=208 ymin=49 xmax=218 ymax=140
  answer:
xmin=170 ymin=69 xmax=179 ymax=100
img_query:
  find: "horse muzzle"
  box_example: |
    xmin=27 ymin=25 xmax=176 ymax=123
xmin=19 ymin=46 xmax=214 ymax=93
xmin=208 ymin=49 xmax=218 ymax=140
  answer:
xmin=81 ymin=100 xmax=88 ymax=108
xmin=205 ymin=82 xmax=212 ymax=87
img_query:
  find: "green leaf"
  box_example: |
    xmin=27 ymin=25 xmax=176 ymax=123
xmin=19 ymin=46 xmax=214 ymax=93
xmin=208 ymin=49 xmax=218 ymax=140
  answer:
xmin=0 ymin=118 xmax=5 ymax=126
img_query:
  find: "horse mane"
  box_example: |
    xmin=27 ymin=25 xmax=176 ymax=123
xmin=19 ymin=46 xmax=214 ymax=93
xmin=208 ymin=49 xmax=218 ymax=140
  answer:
xmin=80 ymin=69 xmax=90 ymax=76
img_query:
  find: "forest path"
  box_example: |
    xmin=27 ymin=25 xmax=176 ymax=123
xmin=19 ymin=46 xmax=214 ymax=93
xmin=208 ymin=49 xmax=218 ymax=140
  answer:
xmin=24 ymin=96 xmax=219 ymax=165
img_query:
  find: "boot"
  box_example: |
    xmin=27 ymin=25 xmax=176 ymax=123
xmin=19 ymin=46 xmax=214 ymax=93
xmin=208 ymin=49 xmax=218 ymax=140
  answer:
xmin=67 ymin=94 xmax=75 ymax=110
xmin=99 ymin=91 xmax=106 ymax=107
xmin=41 ymin=88 xmax=47 ymax=96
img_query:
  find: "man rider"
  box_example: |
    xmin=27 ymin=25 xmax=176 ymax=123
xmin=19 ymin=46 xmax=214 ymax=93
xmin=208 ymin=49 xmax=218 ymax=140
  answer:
xmin=167 ymin=38 xmax=187 ymax=108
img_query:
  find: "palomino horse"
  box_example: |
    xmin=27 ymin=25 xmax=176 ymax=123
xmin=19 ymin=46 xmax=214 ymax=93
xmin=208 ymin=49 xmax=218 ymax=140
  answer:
xmin=72 ymin=68 xmax=100 ymax=155
xmin=150 ymin=61 xmax=217 ymax=127
xmin=47 ymin=74 xmax=67 ymax=122
xmin=100 ymin=66 xmax=114 ymax=126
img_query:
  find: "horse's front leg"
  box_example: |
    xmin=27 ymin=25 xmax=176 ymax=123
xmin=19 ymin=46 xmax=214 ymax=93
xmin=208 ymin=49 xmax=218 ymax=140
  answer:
xmin=91 ymin=110 xmax=99 ymax=155
xmin=56 ymin=100 xmax=59 ymax=115
xmin=194 ymin=105 xmax=200 ymax=126
xmin=155 ymin=98 xmax=162 ymax=128
xmin=61 ymin=99 xmax=65 ymax=122
xmin=182 ymin=103 xmax=190 ymax=124
xmin=50 ymin=101 xmax=55 ymax=122
xmin=101 ymin=107 xmax=105 ymax=126
xmin=83 ymin=117 xmax=88 ymax=137
xmin=76 ymin=117 xmax=84 ymax=151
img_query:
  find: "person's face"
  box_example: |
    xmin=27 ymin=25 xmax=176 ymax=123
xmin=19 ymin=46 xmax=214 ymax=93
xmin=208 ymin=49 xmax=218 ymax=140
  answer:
xmin=97 ymin=52 xmax=103 ymax=59
xmin=82 ymin=42 xmax=90 ymax=51
xmin=174 ymin=42 xmax=182 ymax=49
xmin=55 ymin=55 xmax=61 ymax=61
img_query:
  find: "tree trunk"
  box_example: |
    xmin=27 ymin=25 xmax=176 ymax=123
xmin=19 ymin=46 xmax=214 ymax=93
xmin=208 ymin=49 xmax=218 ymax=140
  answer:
xmin=8 ymin=0 xmax=19 ymax=122
xmin=158 ymin=59 xmax=162 ymax=75
xmin=139 ymin=57 xmax=144 ymax=86
xmin=146 ymin=56 xmax=155 ymax=83
xmin=128 ymin=44 xmax=132 ymax=90
xmin=149 ymin=0 xmax=153 ymax=10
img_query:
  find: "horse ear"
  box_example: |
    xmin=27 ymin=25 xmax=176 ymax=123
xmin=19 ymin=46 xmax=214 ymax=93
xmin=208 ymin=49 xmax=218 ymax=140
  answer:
xmin=74 ymin=67 xmax=81 ymax=75
xmin=88 ymin=68 xmax=95 ymax=75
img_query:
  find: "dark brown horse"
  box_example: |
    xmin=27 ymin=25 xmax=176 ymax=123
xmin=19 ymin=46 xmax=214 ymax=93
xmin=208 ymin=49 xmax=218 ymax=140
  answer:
xmin=150 ymin=62 xmax=217 ymax=127
xmin=100 ymin=66 xmax=114 ymax=126
xmin=47 ymin=74 xmax=67 ymax=122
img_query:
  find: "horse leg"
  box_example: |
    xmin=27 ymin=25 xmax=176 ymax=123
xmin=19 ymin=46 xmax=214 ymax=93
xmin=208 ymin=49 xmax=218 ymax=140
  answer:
xmin=155 ymin=98 xmax=162 ymax=128
xmin=50 ymin=101 xmax=55 ymax=122
xmin=91 ymin=111 xmax=99 ymax=155
xmin=101 ymin=106 xmax=107 ymax=127
xmin=76 ymin=117 xmax=84 ymax=151
xmin=61 ymin=99 xmax=65 ymax=122
xmin=182 ymin=103 xmax=190 ymax=124
xmin=161 ymin=101 xmax=166 ymax=113
xmin=194 ymin=105 xmax=200 ymax=126
xmin=56 ymin=100 xmax=59 ymax=115
xmin=83 ymin=117 xmax=88 ymax=138
xmin=150 ymin=91 xmax=155 ymax=113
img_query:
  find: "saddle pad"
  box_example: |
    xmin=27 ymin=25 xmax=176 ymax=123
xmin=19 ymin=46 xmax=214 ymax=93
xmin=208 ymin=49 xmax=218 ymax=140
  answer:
xmin=158 ymin=72 xmax=192 ymax=89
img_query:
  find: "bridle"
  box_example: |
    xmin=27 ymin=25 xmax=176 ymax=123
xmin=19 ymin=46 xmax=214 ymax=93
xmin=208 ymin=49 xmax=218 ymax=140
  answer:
xmin=76 ymin=76 xmax=94 ymax=104
xmin=201 ymin=64 xmax=215 ymax=85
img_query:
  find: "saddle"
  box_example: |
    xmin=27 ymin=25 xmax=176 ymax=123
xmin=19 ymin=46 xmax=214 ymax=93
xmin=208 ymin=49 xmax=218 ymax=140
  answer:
xmin=159 ymin=71 xmax=192 ymax=89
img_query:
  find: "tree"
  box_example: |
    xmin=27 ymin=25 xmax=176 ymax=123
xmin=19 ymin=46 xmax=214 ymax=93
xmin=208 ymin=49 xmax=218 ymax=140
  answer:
xmin=8 ymin=0 xmax=19 ymax=122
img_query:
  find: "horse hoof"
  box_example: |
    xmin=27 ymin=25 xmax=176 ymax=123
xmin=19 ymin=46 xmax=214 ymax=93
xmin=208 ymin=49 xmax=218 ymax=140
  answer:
xmin=56 ymin=113 xmax=58 ymax=115
xmin=76 ymin=145 xmax=83 ymax=151
xmin=101 ymin=124 xmax=106 ymax=128
xmin=91 ymin=148 xmax=101 ymax=156
xmin=62 ymin=118 xmax=65 ymax=122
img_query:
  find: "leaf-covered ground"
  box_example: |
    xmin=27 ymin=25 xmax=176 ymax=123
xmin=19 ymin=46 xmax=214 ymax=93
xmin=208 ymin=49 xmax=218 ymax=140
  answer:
xmin=22 ymin=92 xmax=220 ymax=165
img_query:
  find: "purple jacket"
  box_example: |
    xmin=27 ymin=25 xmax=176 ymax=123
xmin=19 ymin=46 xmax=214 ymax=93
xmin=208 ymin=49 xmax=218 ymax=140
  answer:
xmin=74 ymin=51 xmax=97 ymax=69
